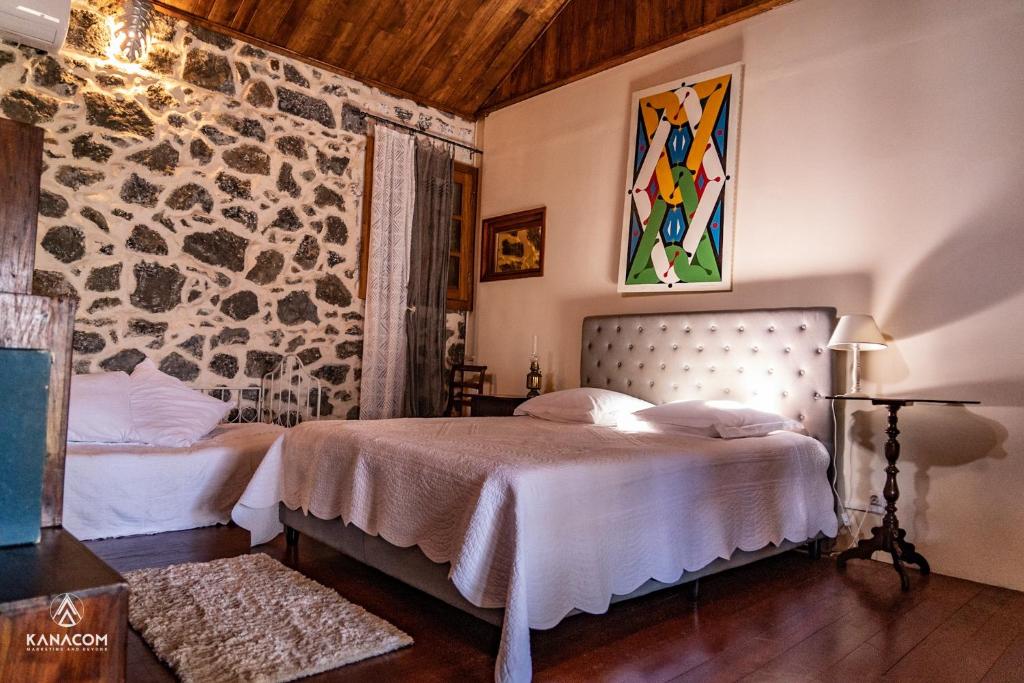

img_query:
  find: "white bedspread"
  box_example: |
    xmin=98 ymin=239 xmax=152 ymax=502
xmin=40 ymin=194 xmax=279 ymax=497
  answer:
xmin=232 ymin=417 xmax=838 ymax=683
xmin=64 ymin=423 xmax=284 ymax=541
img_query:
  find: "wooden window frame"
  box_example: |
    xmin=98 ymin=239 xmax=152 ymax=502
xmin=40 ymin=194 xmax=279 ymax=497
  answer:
xmin=357 ymin=134 xmax=375 ymax=302
xmin=447 ymin=162 xmax=478 ymax=311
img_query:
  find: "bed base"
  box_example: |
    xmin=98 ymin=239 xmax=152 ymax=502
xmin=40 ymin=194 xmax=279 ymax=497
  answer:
xmin=280 ymin=506 xmax=822 ymax=623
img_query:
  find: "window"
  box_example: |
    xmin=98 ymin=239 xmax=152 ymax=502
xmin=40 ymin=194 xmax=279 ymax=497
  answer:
xmin=358 ymin=136 xmax=477 ymax=311
xmin=447 ymin=162 xmax=477 ymax=310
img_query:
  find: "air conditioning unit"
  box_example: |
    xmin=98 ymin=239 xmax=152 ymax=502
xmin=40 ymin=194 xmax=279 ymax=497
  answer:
xmin=0 ymin=0 xmax=71 ymax=53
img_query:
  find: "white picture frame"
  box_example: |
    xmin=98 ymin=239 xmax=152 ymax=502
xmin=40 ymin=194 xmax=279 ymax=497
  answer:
xmin=617 ymin=62 xmax=743 ymax=293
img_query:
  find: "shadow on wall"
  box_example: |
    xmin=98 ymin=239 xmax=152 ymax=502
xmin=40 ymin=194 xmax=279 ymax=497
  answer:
xmin=896 ymin=379 xmax=1024 ymax=409
xmin=863 ymin=332 xmax=911 ymax=385
xmin=880 ymin=206 xmax=1024 ymax=339
xmin=850 ymin=404 xmax=1009 ymax=540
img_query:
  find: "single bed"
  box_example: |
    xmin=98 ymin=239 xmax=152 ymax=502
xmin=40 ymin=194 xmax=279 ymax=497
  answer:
xmin=63 ymin=355 xmax=322 ymax=541
xmin=64 ymin=422 xmax=285 ymax=541
xmin=232 ymin=307 xmax=841 ymax=683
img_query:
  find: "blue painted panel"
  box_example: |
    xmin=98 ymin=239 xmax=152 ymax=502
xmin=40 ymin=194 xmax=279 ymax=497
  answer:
xmin=0 ymin=349 xmax=50 ymax=547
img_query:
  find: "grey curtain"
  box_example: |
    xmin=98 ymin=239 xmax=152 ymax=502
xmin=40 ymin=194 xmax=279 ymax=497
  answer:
xmin=404 ymin=141 xmax=453 ymax=417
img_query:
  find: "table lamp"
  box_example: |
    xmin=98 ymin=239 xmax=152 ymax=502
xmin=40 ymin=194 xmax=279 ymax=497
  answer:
xmin=828 ymin=314 xmax=887 ymax=396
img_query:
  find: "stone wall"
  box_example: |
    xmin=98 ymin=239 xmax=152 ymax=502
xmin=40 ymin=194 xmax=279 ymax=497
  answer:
xmin=0 ymin=1 xmax=474 ymax=419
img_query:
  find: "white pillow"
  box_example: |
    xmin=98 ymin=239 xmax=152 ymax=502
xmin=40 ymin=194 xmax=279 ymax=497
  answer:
xmin=67 ymin=371 xmax=136 ymax=442
xmin=513 ymin=388 xmax=653 ymax=426
xmin=631 ymin=400 xmax=805 ymax=439
xmin=128 ymin=359 xmax=232 ymax=447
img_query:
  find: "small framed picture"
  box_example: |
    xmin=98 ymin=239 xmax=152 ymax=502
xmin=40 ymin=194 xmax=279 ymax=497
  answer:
xmin=480 ymin=207 xmax=545 ymax=282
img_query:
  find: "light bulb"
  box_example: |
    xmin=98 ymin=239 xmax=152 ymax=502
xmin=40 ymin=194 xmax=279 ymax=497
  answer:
xmin=114 ymin=0 xmax=155 ymax=63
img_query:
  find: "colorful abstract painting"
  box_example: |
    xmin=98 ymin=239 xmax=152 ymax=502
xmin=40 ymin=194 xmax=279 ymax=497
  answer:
xmin=617 ymin=63 xmax=742 ymax=293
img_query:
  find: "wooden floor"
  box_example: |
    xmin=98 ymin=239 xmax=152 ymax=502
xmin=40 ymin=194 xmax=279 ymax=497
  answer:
xmin=86 ymin=526 xmax=1024 ymax=683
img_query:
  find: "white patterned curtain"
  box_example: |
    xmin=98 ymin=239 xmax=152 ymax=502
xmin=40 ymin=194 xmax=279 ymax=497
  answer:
xmin=360 ymin=126 xmax=416 ymax=419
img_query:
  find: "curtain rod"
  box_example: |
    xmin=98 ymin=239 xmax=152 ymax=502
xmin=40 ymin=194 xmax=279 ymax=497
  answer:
xmin=354 ymin=109 xmax=483 ymax=155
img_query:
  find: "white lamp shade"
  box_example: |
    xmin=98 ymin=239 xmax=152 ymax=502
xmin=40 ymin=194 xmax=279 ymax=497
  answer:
xmin=828 ymin=314 xmax=887 ymax=351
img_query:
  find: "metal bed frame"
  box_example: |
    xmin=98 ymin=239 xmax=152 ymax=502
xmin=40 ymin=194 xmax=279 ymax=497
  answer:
xmin=196 ymin=353 xmax=324 ymax=426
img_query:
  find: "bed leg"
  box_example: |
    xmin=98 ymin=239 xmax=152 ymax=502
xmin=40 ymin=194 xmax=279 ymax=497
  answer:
xmin=686 ymin=579 xmax=700 ymax=602
xmin=807 ymin=538 xmax=822 ymax=560
xmin=285 ymin=526 xmax=299 ymax=548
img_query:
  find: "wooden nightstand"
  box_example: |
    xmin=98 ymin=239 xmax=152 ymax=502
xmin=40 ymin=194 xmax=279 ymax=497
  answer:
xmin=0 ymin=528 xmax=128 ymax=682
xmin=469 ymin=394 xmax=529 ymax=417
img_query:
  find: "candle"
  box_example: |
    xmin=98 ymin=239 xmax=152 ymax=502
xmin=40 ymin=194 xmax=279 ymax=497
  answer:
xmin=532 ymin=335 xmax=537 ymax=357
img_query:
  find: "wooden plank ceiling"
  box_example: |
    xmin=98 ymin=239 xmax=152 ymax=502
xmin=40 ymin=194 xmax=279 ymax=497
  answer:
xmin=478 ymin=0 xmax=790 ymax=114
xmin=153 ymin=0 xmax=787 ymax=120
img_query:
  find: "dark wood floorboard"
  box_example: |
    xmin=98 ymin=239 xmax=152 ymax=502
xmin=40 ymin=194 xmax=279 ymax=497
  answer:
xmin=85 ymin=526 xmax=1024 ymax=683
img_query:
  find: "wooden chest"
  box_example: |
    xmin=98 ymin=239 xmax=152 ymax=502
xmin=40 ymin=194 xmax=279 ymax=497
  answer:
xmin=0 ymin=529 xmax=127 ymax=682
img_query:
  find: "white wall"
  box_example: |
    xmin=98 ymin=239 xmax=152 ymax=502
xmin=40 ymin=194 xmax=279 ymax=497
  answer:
xmin=475 ymin=0 xmax=1024 ymax=590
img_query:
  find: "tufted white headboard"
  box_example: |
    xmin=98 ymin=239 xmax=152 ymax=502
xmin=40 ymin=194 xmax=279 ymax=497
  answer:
xmin=581 ymin=307 xmax=838 ymax=453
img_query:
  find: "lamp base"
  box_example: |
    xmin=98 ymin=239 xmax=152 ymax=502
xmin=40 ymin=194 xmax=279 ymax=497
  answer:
xmin=843 ymin=346 xmax=867 ymax=398
xmin=526 ymin=356 xmax=542 ymax=398
xmin=836 ymin=389 xmax=870 ymax=398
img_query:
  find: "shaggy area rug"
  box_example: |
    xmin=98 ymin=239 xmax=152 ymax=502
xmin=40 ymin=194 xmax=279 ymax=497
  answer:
xmin=125 ymin=553 xmax=412 ymax=683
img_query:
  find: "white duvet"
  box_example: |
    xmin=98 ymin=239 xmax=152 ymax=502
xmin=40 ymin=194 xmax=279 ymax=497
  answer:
xmin=232 ymin=416 xmax=838 ymax=683
xmin=64 ymin=423 xmax=284 ymax=541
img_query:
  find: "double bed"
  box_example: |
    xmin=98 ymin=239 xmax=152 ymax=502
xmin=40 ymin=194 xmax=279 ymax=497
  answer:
xmin=231 ymin=307 xmax=841 ymax=682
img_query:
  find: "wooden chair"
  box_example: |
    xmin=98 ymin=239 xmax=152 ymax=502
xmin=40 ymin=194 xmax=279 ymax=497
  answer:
xmin=445 ymin=364 xmax=487 ymax=416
